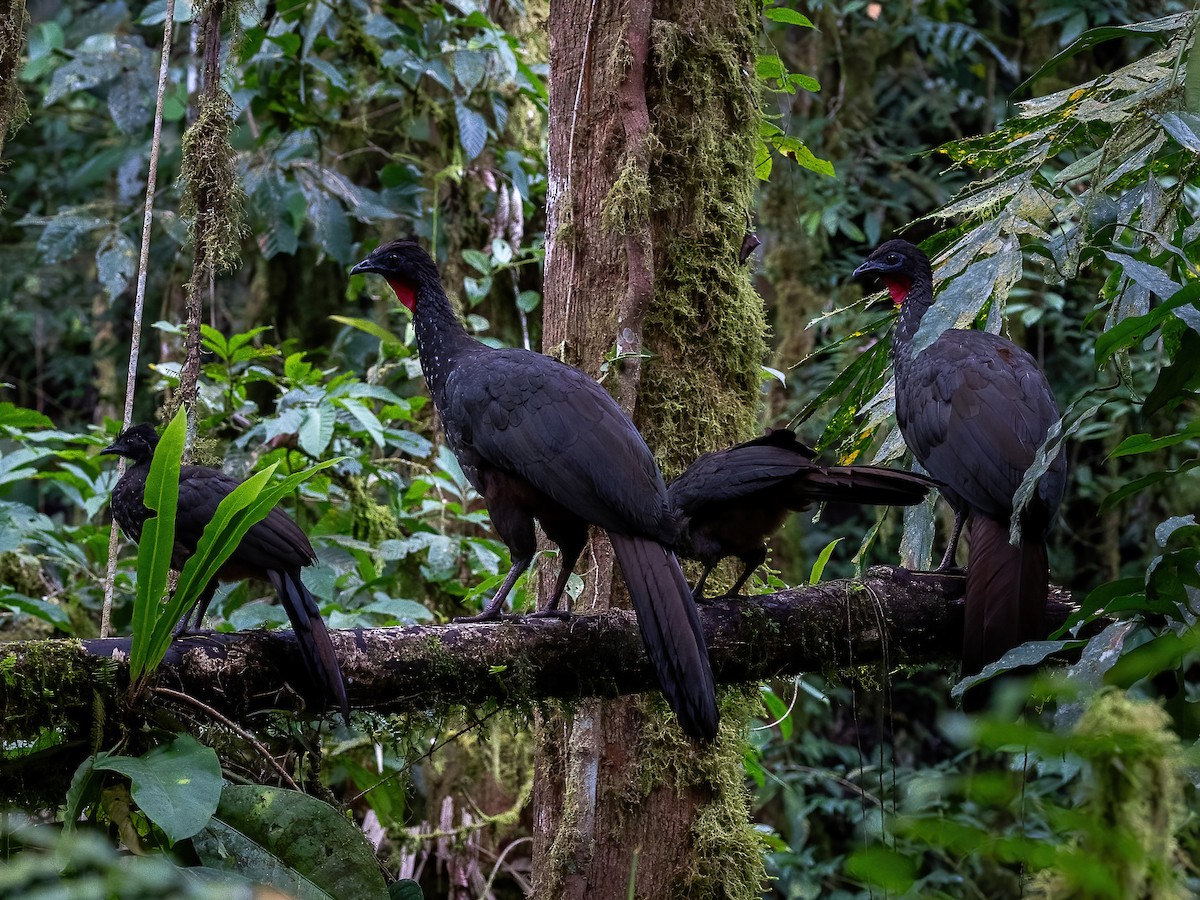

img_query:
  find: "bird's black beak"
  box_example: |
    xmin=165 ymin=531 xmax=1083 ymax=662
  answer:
xmin=350 ymin=256 xmax=380 ymax=276
xmin=100 ymin=437 xmax=125 ymax=456
xmin=852 ymin=259 xmax=881 ymax=281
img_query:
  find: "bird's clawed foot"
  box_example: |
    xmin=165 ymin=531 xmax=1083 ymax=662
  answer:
xmin=693 ymin=589 xmax=738 ymax=605
xmin=870 ymin=563 xmax=966 ymax=583
xmin=529 ymin=607 xmax=571 ymax=620
xmin=453 ymin=610 xmax=521 ymax=623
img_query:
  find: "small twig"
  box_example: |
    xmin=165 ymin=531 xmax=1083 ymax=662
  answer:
xmin=152 ymin=686 xmax=301 ymax=791
xmin=478 ymin=837 xmax=533 ymax=899
xmin=346 ymin=709 xmax=502 ymax=807
xmin=101 ymin=0 xmax=176 ymax=638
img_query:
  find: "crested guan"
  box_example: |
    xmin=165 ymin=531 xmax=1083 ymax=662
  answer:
xmin=103 ymin=424 xmax=349 ymax=721
xmin=351 ymin=240 xmax=718 ymax=741
xmin=669 ymin=427 xmax=935 ymax=600
xmin=854 ymin=239 xmax=1067 ymax=676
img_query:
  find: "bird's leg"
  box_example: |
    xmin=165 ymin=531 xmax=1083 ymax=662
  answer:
xmin=532 ymin=530 xmax=586 ymax=619
xmin=455 ymin=556 xmax=532 ymax=622
xmin=936 ymin=511 xmax=967 ymax=572
xmin=691 ymin=564 xmax=717 ymax=603
xmin=175 ymin=579 xmax=219 ymax=636
xmin=456 ymin=502 xmax=539 ymax=623
xmin=718 ymin=546 xmax=768 ymax=600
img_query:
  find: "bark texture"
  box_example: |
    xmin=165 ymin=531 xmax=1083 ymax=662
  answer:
xmin=539 ymin=0 xmax=768 ymax=895
xmin=0 ymin=573 xmax=1078 ymax=810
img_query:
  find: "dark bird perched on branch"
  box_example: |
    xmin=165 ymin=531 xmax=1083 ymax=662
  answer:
xmin=854 ymin=240 xmax=1067 ymax=676
xmin=103 ymin=424 xmax=349 ymax=721
xmin=668 ymin=428 xmax=936 ymax=600
xmin=351 ymin=240 xmax=718 ymax=741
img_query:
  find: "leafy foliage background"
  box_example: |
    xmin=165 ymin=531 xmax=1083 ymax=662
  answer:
xmin=2 ymin=0 xmax=1200 ymax=897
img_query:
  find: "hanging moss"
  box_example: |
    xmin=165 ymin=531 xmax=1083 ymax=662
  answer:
xmin=0 ymin=0 xmax=29 ymax=208
xmin=635 ymin=6 xmax=768 ymax=479
xmin=1031 ymin=690 xmax=1186 ymax=899
xmin=625 ymin=688 xmax=767 ymax=898
xmin=180 ymin=89 xmax=246 ymax=280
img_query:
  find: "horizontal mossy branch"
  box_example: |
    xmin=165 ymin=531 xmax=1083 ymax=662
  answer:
xmin=1 ymin=568 xmax=1076 ymax=735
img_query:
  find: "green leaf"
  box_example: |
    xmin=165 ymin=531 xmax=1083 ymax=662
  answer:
xmin=1098 ymin=460 xmax=1200 ymax=515
xmin=763 ymin=7 xmax=815 ymax=28
xmin=1104 ymin=628 xmax=1200 ymax=688
xmin=193 ymin=784 xmax=389 ymax=898
xmin=0 ymin=402 xmax=52 ymax=430
xmin=1110 ymin=422 xmax=1200 ymax=458
xmin=462 ymin=248 xmax=491 ymax=274
xmin=329 ymin=315 xmax=406 ymax=346
xmin=96 ymin=231 xmax=137 ymax=302
xmin=0 ymin=591 xmax=70 ymax=630
xmin=1141 ymin=327 xmax=1200 ymax=418
xmin=129 ymin=408 xmax=186 ymax=680
xmin=1094 ymin=282 xmax=1200 ymax=367
xmin=269 ymin=33 xmax=302 ymax=57
xmin=1187 ymin=26 xmax=1200 ymax=113
xmin=455 ymin=101 xmax=488 ymax=161
xmin=341 ymin=398 xmax=385 ymax=447
xmin=808 ymin=538 xmax=841 ymax=585
xmin=845 ymin=846 xmax=916 ymax=892
xmin=93 ymin=734 xmax=222 ymax=845
xmin=1015 ymin=12 xmax=1191 ymax=95
xmin=390 ymin=879 xmax=424 ymax=900
xmin=149 ymin=457 xmax=345 ymax=668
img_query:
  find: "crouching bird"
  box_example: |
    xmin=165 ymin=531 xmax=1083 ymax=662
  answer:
xmin=351 ymin=240 xmax=718 ymax=741
xmin=103 ymin=424 xmax=350 ymax=722
xmin=854 ymin=239 xmax=1067 ymax=676
xmin=669 ymin=427 xmax=935 ymax=600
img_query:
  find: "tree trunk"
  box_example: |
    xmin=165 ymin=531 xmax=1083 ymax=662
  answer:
xmin=537 ymin=1 xmax=768 ymax=896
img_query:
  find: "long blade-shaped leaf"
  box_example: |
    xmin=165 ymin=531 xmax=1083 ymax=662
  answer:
xmin=141 ymin=457 xmax=344 ymax=673
xmin=130 ymin=408 xmax=187 ymax=680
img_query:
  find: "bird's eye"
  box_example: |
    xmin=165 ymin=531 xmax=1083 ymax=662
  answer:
xmin=885 ymin=253 xmax=900 ymax=264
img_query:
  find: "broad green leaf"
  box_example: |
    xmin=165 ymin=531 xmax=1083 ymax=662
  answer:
xmin=455 ymin=101 xmax=488 ymax=161
xmin=763 ymin=7 xmax=814 ymax=28
xmin=1094 ymin=282 xmax=1200 ymax=367
xmin=0 ymin=591 xmax=70 ymax=630
xmin=329 ymin=315 xmax=406 ymax=345
xmin=193 ymin=785 xmax=389 ymax=899
xmin=808 ymin=538 xmax=841 ymax=585
xmin=0 ymin=403 xmax=53 ymax=430
xmin=130 ymin=407 xmax=186 ymax=680
xmin=1014 ymin=12 xmax=1191 ymax=94
xmin=1098 ymin=460 xmax=1200 ymax=515
xmin=94 ymin=735 xmax=222 ymax=844
xmin=96 ymin=231 xmax=137 ymax=301
xmin=390 ymin=881 xmax=424 ymax=900
xmin=1110 ymin=422 xmax=1200 ymax=458
xmin=148 ymin=457 xmax=344 ymax=667
xmin=845 ymin=846 xmax=915 ymax=892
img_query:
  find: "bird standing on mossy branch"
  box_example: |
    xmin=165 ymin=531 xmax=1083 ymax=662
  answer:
xmin=668 ymin=427 xmax=936 ymax=600
xmin=351 ymin=239 xmax=718 ymax=742
xmin=854 ymin=239 xmax=1067 ymax=677
xmin=104 ymin=424 xmax=349 ymax=722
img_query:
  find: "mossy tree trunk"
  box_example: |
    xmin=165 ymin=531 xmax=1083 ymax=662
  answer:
xmin=535 ymin=1 xmax=768 ymax=896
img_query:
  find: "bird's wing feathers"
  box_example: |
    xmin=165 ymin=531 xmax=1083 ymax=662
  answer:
xmin=901 ymin=331 xmax=1061 ymax=523
xmin=174 ymin=466 xmax=316 ymax=569
xmin=444 ymin=350 xmax=670 ymax=536
xmin=669 ymin=445 xmax=812 ymax=512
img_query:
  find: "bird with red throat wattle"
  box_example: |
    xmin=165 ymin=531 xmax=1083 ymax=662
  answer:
xmin=854 ymin=239 xmax=1067 ymax=678
xmin=351 ymin=239 xmax=718 ymax=741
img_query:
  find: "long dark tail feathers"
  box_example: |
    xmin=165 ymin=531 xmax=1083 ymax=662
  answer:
xmin=961 ymin=516 xmax=1048 ymax=678
xmin=269 ymin=569 xmax=351 ymax=724
xmin=791 ymin=466 xmax=934 ymax=509
xmin=609 ymin=533 xmax=719 ymax=741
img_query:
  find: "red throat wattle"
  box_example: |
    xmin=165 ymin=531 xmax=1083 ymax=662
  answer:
xmin=387 ymin=279 xmax=417 ymax=312
xmin=883 ymin=275 xmax=912 ymax=308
